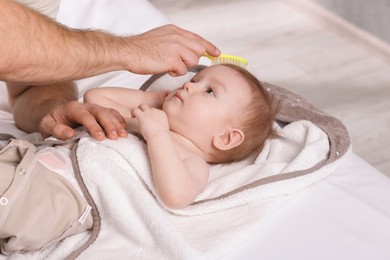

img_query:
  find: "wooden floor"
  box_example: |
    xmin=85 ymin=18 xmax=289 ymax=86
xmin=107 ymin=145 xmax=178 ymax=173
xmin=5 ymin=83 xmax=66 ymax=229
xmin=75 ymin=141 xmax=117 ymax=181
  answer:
xmin=150 ymin=0 xmax=390 ymax=177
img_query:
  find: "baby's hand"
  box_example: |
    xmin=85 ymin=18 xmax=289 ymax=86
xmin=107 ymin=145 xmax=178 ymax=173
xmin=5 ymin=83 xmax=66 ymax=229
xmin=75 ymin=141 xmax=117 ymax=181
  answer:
xmin=131 ymin=103 xmax=169 ymax=139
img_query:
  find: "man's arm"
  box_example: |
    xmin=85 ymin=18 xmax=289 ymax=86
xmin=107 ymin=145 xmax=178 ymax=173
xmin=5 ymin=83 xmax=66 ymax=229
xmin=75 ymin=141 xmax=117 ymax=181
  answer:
xmin=7 ymin=81 xmax=77 ymax=133
xmin=2 ymin=0 xmax=220 ymax=139
xmin=7 ymin=82 xmax=128 ymax=140
xmin=0 ymin=1 xmax=220 ymax=83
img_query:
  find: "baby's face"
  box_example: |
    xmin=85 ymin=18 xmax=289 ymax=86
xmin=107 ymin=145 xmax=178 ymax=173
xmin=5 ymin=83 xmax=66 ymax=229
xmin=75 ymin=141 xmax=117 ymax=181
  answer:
xmin=162 ymin=65 xmax=252 ymax=144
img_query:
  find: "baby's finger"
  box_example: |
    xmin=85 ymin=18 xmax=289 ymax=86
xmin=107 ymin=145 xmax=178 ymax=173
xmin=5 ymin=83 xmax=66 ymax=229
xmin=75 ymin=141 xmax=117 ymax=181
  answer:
xmin=138 ymin=103 xmax=150 ymax=111
xmin=131 ymin=107 xmax=141 ymax=118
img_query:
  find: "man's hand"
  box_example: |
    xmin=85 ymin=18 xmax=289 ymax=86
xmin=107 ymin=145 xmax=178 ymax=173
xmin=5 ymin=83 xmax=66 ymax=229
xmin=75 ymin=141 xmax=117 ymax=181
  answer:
xmin=39 ymin=101 xmax=128 ymax=140
xmin=125 ymin=24 xmax=220 ymax=77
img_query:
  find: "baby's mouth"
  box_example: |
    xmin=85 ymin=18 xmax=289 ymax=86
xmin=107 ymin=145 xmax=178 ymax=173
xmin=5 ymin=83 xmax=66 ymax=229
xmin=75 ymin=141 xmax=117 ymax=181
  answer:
xmin=174 ymin=91 xmax=183 ymax=101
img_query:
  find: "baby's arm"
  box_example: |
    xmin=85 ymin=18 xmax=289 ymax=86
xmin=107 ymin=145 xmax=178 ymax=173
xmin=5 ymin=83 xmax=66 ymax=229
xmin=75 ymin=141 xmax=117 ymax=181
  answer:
xmin=84 ymin=87 xmax=167 ymax=117
xmin=132 ymin=104 xmax=209 ymax=209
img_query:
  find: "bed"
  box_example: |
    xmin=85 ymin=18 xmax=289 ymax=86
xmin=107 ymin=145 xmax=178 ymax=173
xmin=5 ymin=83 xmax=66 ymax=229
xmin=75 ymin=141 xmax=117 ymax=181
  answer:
xmin=1 ymin=0 xmax=390 ymax=259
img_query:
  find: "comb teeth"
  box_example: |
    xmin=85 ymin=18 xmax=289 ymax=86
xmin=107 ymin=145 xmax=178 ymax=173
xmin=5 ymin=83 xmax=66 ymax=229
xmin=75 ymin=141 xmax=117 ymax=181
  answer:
xmin=204 ymin=54 xmax=248 ymax=67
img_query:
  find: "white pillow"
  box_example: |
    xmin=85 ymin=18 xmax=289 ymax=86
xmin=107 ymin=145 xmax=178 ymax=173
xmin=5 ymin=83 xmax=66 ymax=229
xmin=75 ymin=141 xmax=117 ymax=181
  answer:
xmin=14 ymin=0 xmax=61 ymax=18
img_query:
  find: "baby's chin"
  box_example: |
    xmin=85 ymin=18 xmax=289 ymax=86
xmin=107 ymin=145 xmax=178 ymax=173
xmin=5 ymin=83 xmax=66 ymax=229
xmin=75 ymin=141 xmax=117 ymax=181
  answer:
xmin=161 ymin=102 xmax=173 ymax=118
xmin=162 ymin=95 xmax=180 ymax=114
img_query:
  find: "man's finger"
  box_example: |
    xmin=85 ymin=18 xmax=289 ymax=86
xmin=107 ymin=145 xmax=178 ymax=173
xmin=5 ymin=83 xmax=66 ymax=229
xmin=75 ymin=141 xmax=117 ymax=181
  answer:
xmin=169 ymin=60 xmax=188 ymax=77
xmin=179 ymin=48 xmax=201 ymax=68
xmin=89 ymin=105 xmax=128 ymax=139
xmin=69 ymin=107 xmax=107 ymax=140
xmin=39 ymin=116 xmax=75 ymax=140
xmin=172 ymin=26 xmax=220 ymax=57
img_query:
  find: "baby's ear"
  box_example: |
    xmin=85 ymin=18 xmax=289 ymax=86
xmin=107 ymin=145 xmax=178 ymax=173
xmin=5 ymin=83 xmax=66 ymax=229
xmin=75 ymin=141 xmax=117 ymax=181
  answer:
xmin=212 ymin=129 xmax=244 ymax=151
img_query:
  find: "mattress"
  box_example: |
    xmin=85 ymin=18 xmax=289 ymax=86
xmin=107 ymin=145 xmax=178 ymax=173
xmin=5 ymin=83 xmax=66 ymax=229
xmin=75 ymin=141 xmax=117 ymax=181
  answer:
xmin=1 ymin=0 xmax=389 ymax=259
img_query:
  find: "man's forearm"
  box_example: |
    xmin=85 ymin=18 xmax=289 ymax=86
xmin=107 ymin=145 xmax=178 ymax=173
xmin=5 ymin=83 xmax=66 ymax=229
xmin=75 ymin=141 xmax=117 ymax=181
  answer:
xmin=0 ymin=0 xmax=127 ymax=84
xmin=0 ymin=1 xmax=221 ymax=84
xmin=7 ymin=81 xmax=77 ymax=133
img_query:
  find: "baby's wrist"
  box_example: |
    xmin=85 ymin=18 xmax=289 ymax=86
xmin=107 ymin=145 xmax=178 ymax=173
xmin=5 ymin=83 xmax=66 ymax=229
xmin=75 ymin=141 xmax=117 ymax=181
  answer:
xmin=143 ymin=129 xmax=170 ymax=142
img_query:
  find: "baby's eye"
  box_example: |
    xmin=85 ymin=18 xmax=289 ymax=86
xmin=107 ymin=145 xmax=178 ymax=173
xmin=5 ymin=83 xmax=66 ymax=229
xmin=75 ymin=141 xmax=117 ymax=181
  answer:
xmin=205 ymin=87 xmax=215 ymax=96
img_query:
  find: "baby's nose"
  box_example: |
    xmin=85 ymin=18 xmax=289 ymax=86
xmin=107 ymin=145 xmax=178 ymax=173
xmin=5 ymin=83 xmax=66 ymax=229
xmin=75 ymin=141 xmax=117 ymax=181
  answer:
xmin=183 ymin=82 xmax=195 ymax=92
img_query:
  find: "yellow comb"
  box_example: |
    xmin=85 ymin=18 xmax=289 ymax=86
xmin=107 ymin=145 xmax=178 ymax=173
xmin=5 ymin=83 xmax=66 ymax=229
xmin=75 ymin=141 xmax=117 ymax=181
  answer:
xmin=204 ymin=53 xmax=248 ymax=67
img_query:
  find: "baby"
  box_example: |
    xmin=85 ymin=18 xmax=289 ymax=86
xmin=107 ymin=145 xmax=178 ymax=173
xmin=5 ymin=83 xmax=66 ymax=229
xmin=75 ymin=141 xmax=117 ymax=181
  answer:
xmin=84 ymin=64 xmax=276 ymax=209
xmin=0 ymin=64 xmax=275 ymax=255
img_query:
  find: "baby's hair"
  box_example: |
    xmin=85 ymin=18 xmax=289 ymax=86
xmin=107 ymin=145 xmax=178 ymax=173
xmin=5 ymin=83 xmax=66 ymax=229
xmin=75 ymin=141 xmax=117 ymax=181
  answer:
xmin=216 ymin=64 xmax=278 ymax=162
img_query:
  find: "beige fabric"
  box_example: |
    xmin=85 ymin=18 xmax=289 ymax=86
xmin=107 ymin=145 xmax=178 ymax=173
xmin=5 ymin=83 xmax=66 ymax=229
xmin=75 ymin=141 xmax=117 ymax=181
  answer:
xmin=0 ymin=139 xmax=92 ymax=255
xmin=14 ymin=0 xmax=61 ymax=18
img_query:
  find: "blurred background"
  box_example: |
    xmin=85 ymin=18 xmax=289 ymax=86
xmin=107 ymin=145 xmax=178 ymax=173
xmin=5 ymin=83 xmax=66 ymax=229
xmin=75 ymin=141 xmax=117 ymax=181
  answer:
xmin=150 ymin=0 xmax=390 ymax=177
xmin=312 ymin=0 xmax=390 ymax=43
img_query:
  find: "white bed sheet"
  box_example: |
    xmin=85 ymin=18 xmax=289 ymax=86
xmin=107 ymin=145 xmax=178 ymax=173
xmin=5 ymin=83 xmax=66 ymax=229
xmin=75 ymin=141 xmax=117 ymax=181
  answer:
xmin=0 ymin=0 xmax=389 ymax=259
xmin=227 ymin=152 xmax=390 ymax=260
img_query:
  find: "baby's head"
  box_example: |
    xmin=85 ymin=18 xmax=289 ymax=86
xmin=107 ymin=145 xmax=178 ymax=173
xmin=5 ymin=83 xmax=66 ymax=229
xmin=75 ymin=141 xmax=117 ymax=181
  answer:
xmin=217 ymin=64 xmax=276 ymax=162
xmin=163 ymin=64 xmax=276 ymax=163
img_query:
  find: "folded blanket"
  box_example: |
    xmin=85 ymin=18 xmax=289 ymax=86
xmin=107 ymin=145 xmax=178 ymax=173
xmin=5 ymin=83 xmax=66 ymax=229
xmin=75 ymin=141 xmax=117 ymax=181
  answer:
xmin=2 ymin=76 xmax=350 ymax=259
